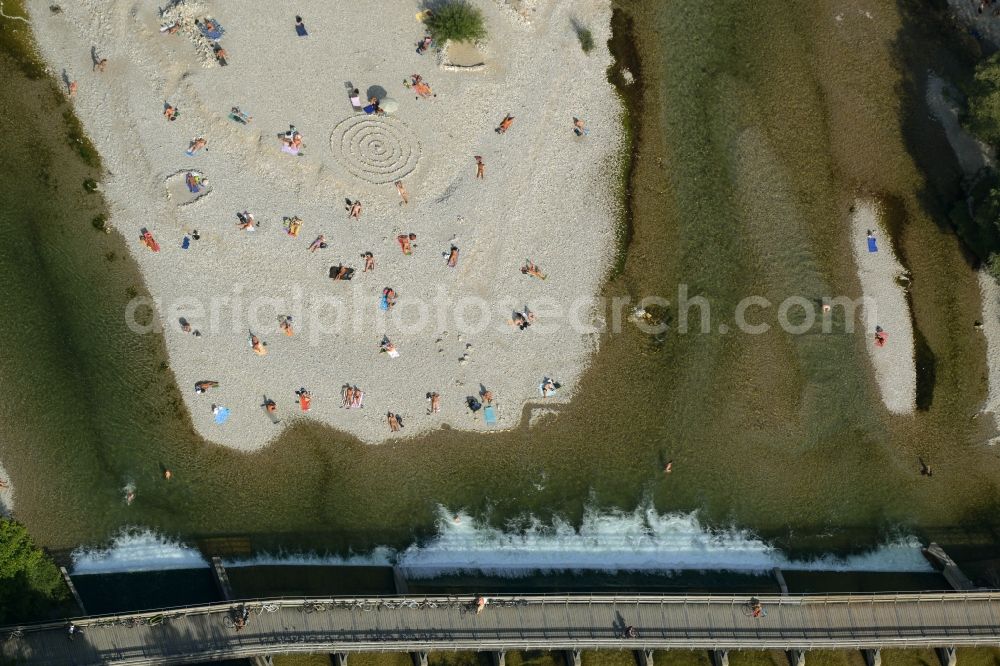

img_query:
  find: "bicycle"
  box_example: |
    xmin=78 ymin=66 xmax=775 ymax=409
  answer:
xmin=740 ymin=599 xmax=767 ymax=618
xmin=224 ymin=605 xmax=250 ymax=631
xmin=302 ymin=602 xmax=324 ymax=613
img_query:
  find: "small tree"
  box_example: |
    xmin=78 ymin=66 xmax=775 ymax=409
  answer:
xmin=965 ymin=52 xmax=1000 ymax=146
xmin=424 ymin=1 xmax=486 ymax=43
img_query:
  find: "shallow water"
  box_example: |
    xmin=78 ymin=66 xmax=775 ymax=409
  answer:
xmin=1 ymin=0 xmax=1000 ymax=567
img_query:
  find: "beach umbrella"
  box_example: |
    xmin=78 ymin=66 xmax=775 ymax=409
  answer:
xmin=380 ymin=98 xmax=399 ymax=115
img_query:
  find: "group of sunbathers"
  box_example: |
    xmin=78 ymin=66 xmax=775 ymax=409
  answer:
xmin=509 ymin=308 xmax=536 ymax=331
xmin=342 ymin=385 xmax=364 ymax=409
xmin=280 ymin=125 xmax=303 ymax=152
xmin=184 ymin=171 xmax=206 ymax=193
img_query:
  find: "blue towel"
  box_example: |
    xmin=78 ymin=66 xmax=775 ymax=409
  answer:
xmin=867 ymin=237 xmax=878 ymax=253
xmin=295 ymin=23 xmax=308 ymax=36
xmin=484 ymin=405 xmax=497 ymax=425
xmin=199 ymin=23 xmax=224 ymax=40
xmin=363 ymin=104 xmax=377 ymax=115
xmin=213 ymin=407 xmax=230 ymax=424
xmin=379 ymin=295 xmax=389 ymax=311
xmin=182 ymin=236 xmax=190 ymax=249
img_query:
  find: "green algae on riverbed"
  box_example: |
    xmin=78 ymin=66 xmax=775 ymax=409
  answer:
xmin=2 ymin=0 xmax=1000 ymax=561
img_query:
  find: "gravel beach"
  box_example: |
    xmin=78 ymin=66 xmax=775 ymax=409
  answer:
xmin=26 ymin=0 xmax=623 ymax=449
xmin=850 ymin=200 xmax=916 ymax=414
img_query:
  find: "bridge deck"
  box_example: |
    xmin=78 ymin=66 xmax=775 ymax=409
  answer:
xmin=2 ymin=593 xmax=999 ymax=665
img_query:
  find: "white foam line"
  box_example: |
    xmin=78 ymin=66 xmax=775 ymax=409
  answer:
xmin=70 ymin=505 xmax=933 ymax=577
xmin=71 ymin=528 xmax=209 ymax=574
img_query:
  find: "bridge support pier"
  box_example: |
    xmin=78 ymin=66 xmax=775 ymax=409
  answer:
xmin=773 ymin=567 xmax=789 ymax=595
xmin=565 ymin=649 xmax=582 ymax=666
xmin=635 ymin=648 xmax=654 ymax=666
xmin=788 ymin=650 xmax=806 ymax=666
xmin=492 ymin=651 xmax=506 ymax=666
xmin=711 ymin=650 xmax=730 ymax=666
xmin=333 ymin=653 xmax=348 ymax=666
xmin=936 ymin=647 xmax=957 ymax=666
xmin=412 ymin=651 xmax=429 ymax=666
xmin=862 ymin=648 xmax=881 ymax=666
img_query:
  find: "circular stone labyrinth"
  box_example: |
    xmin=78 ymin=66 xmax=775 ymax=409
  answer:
xmin=330 ymin=115 xmax=421 ymax=185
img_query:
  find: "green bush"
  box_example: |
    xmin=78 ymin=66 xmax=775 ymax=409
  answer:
xmin=965 ymin=52 xmax=1000 ymax=145
xmin=577 ymin=27 xmax=595 ymax=53
xmin=424 ymin=1 xmax=486 ymax=44
xmin=0 ymin=519 xmax=69 ymax=623
xmin=988 ymin=253 xmax=1000 ymax=283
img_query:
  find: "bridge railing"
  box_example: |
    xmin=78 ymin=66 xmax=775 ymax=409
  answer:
xmin=2 ymin=589 xmax=998 ymax=635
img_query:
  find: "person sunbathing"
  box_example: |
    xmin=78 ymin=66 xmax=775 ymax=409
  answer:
xmin=308 ymin=235 xmax=326 ymax=252
xmin=387 ymin=412 xmax=401 ymax=432
xmin=398 ymin=233 xmax=416 ymax=255
xmin=237 ymin=211 xmax=255 ymax=231
xmin=284 ymin=216 xmax=302 ymax=237
xmin=541 ymin=379 xmax=556 ymax=397
xmin=427 ymin=392 xmax=441 ymax=413
xmin=264 ymin=399 xmax=277 ymax=414
xmin=250 ymin=332 xmax=267 ymax=355
xmin=195 ymin=380 xmax=220 ymax=394
xmin=417 ymin=36 xmax=433 ymax=54
xmin=351 ymin=388 xmax=363 ymax=408
xmin=521 ymin=260 xmax=547 ymax=280
xmin=187 ymin=137 xmax=207 ymax=155
xmin=383 ymin=288 xmax=397 ymax=309
xmin=230 ymin=107 xmax=252 ymax=124
xmin=279 ymin=315 xmax=294 ymax=336
xmin=164 ymin=104 xmax=177 ymax=121
xmin=348 ymin=200 xmax=362 ymax=219
xmin=213 ymin=44 xmax=227 ymax=66
xmin=395 ymin=181 xmax=409 ymax=204
xmin=363 ymin=251 xmax=375 ymax=272
xmin=447 ymin=246 xmax=459 ymax=268
xmin=342 ymin=385 xmax=355 ymax=408
xmin=413 ymin=80 xmax=433 ymax=98
xmin=297 ymin=388 xmax=312 ymax=411
xmin=331 ymin=265 xmax=352 ymax=280
xmin=497 ymin=114 xmax=514 ymax=134
xmin=874 ymin=325 xmax=888 ymax=347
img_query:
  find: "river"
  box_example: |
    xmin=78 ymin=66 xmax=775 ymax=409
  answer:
xmin=0 ymin=0 xmax=998 ymax=578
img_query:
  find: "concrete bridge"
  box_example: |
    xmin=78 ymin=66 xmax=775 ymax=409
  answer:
xmin=2 ymin=592 xmax=999 ymax=666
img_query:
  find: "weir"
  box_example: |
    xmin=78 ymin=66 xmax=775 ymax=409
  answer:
xmin=1 ymin=592 xmax=998 ymax=665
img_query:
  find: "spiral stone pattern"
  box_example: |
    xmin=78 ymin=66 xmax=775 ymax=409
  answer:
xmin=331 ymin=115 xmax=420 ymax=184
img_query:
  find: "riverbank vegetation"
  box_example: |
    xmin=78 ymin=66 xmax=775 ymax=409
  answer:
xmin=0 ymin=519 xmax=69 ymax=623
